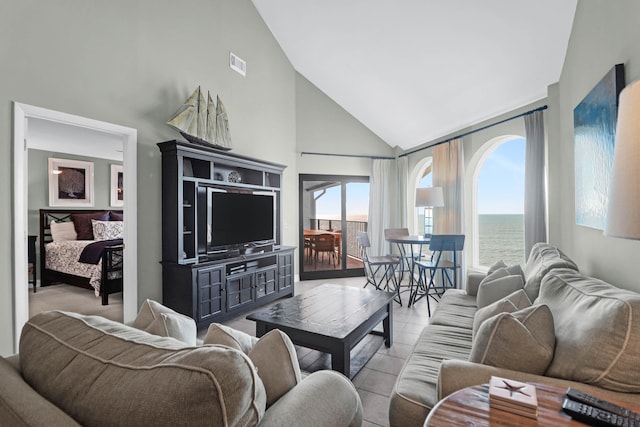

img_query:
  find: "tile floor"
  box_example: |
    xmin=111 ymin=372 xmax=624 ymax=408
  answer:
xmin=216 ymin=276 xmax=434 ymax=427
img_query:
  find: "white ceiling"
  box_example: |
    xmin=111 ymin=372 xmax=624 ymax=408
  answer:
xmin=252 ymin=0 xmax=577 ymax=150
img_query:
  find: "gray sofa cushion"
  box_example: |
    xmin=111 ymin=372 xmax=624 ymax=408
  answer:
xmin=429 ymin=289 xmax=477 ymax=329
xmin=538 ymin=269 xmax=640 ymax=392
xmin=20 ymin=311 xmax=267 ymax=427
xmin=470 ymin=304 xmax=555 ymax=375
xmin=524 ymin=243 xmax=578 ymax=301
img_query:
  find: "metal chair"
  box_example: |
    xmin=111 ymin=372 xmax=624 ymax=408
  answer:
xmin=357 ymin=231 xmax=401 ymax=304
xmin=412 ymin=234 xmax=465 ymax=315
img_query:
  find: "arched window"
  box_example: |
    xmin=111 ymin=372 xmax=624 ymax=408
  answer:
xmin=414 ymin=159 xmax=433 ymax=235
xmin=475 ymin=137 xmax=526 ymax=267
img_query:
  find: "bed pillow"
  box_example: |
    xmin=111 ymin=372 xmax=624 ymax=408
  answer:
xmin=132 ymin=299 xmax=196 ymax=346
xmin=92 ymin=220 xmax=123 ymax=240
xmin=470 ymin=304 xmax=555 ymax=375
xmin=110 ymin=211 xmax=124 ymax=221
xmin=70 ymin=211 xmax=109 ymax=240
xmin=49 ymin=221 xmax=77 ymax=241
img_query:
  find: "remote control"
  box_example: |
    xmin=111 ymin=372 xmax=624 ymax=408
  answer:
xmin=562 ymin=398 xmax=639 ymax=427
xmin=566 ymin=388 xmax=640 ymax=421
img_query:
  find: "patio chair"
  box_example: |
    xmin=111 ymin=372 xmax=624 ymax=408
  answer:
xmin=312 ymin=233 xmax=337 ymax=267
xmin=412 ymin=234 xmax=465 ymax=315
xmin=357 ymin=231 xmax=401 ymax=305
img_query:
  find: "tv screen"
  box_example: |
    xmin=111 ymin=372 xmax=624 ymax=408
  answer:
xmin=207 ymin=190 xmax=275 ymax=250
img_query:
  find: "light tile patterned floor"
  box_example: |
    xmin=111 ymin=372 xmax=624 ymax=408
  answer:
xmin=217 ymin=276 xmax=434 ymax=427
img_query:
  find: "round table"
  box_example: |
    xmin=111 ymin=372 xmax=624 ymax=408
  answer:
xmin=424 ymin=383 xmax=640 ymax=426
xmin=385 ymin=235 xmax=430 ymax=305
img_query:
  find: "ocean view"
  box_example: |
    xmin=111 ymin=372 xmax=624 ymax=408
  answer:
xmin=479 ymin=214 xmax=525 ymax=267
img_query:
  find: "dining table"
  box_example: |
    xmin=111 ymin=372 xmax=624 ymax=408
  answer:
xmin=384 ymin=234 xmax=431 ymax=305
xmin=303 ymin=229 xmax=341 ymax=264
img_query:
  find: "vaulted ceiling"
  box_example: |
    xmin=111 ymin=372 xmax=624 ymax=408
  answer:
xmin=252 ymin=0 xmax=577 ymax=150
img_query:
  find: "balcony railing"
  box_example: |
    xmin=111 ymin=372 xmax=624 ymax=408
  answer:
xmin=309 ymin=218 xmax=367 ymax=259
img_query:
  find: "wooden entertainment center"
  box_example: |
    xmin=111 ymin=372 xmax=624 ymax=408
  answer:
xmin=158 ymin=140 xmax=295 ymax=329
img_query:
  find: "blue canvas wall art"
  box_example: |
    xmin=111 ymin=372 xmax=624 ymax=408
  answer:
xmin=574 ymin=64 xmax=625 ymax=230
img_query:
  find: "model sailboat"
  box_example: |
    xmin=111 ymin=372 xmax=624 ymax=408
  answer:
xmin=167 ymin=86 xmax=233 ymax=151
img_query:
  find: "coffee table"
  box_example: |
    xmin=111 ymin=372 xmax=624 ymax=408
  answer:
xmin=246 ymin=284 xmax=395 ymax=379
xmin=424 ymin=382 xmax=640 ymax=426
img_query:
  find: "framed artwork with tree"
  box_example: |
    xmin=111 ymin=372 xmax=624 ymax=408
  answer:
xmin=48 ymin=157 xmax=94 ymax=207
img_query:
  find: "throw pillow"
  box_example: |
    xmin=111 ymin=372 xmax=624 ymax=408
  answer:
xmin=132 ymin=299 xmax=196 ymax=346
xmin=476 ymin=274 xmax=525 ymax=308
xmin=203 ymin=323 xmax=259 ymax=354
xmin=487 ymin=260 xmax=507 ymax=275
xmin=248 ymin=329 xmax=301 ymax=407
xmin=91 ymin=220 xmax=123 ymax=241
xmin=50 ymin=221 xmax=77 ymax=241
xmin=472 ymin=289 xmax=532 ymax=337
xmin=469 ymin=304 xmax=555 ymax=375
xmin=70 ymin=211 xmax=109 ymax=240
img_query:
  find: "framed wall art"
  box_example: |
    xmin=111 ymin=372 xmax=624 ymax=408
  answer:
xmin=110 ymin=164 xmax=124 ymax=207
xmin=574 ymin=64 xmax=625 ymax=230
xmin=48 ymin=157 xmax=94 ymax=207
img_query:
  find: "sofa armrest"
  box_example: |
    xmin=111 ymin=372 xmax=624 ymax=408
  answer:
xmin=466 ymin=273 xmax=485 ymax=296
xmin=259 ymin=370 xmax=362 ymax=427
xmin=437 ymin=360 xmax=640 ymax=407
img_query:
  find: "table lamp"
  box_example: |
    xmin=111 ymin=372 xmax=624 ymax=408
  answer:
xmin=605 ymin=80 xmax=640 ymax=240
xmin=415 ymin=187 xmax=444 ymax=236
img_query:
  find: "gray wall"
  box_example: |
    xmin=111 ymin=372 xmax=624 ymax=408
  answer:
xmin=549 ymin=0 xmax=640 ymax=291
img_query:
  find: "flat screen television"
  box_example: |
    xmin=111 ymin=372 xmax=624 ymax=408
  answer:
xmin=205 ymin=189 xmax=275 ymax=253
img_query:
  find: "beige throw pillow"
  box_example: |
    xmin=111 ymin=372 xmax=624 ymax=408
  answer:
xmin=472 ymin=289 xmax=532 ymax=337
xmin=248 ymin=329 xmax=302 ymax=407
xmin=470 ymin=304 xmax=555 ymax=375
xmin=50 ymin=221 xmax=77 ymax=241
xmin=203 ymin=323 xmax=259 ymax=354
xmin=132 ymin=299 xmax=196 ymax=346
xmin=476 ymin=274 xmax=525 ymax=308
xmin=487 ymin=260 xmax=507 ymax=275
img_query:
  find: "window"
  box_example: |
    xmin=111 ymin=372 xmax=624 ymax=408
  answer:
xmin=475 ymin=138 xmax=525 ymax=267
xmin=417 ymin=170 xmax=433 ymax=235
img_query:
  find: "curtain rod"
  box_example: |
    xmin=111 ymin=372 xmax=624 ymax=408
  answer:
xmin=299 ymin=151 xmax=395 ymax=160
xmin=399 ymin=105 xmax=548 ymax=158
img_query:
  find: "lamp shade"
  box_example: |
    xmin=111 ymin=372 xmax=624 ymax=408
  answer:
xmin=415 ymin=186 xmax=444 ymax=207
xmin=605 ymin=80 xmax=640 ymax=239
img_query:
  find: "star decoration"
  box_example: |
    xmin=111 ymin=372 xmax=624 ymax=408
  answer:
xmin=496 ymin=379 xmax=532 ymax=398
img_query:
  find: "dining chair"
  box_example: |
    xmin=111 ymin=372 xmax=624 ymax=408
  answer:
xmin=412 ymin=234 xmax=465 ymax=315
xmin=312 ymin=233 xmax=337 ymax=267
xmin=357 ymin=231 xmax=402 ymax=305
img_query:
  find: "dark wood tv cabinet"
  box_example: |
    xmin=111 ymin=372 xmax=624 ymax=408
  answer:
xmin=158 ymin=140 xmax=294 ymax=328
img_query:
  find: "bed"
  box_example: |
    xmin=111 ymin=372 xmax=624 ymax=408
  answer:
xmin=39 ymin=209 xmax=124 ymax=305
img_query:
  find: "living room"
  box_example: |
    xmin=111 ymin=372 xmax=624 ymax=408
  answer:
xmin=2 ymin=1 xmax=640 ymax=425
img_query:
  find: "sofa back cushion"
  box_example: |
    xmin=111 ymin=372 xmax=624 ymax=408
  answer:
xmin=523 ymin=243 xmax=578 ymax=301
xmin=538 ymin=269 xmax=640 ymax=392
xmin=20 ymin=311 xmax=266 ymax=427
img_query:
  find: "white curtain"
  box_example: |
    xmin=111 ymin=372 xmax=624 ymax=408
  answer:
xmin=524 ymin=110 xmax=547 ymax=258
xmin=432 ymin=139 xmax=466 ymax=286
xmin=396 ymin=156 xmax=408 ymax=229
xmin=368 ymin=159 xmax=394 ymax=256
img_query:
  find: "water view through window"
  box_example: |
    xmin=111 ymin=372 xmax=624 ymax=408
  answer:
xmin=477 ymin=138 xmax=526 ymax=267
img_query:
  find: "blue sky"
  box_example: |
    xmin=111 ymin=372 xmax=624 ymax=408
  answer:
xmin=478 ymin=138 xmax=525 ymax=214
xmin=315 ymin=182 xmax=370 ymax=218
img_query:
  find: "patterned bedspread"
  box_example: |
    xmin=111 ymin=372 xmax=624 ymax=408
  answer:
xmin=45 ymin=241 xmax=121 ymax=296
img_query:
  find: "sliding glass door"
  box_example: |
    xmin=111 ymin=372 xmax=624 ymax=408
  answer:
xmin=299 ymin=174 xmax=369 ymax=280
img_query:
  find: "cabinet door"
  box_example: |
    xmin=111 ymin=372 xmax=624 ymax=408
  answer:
xmin=226 ymin=272 xmax=255 ymax=311
xmin=255 ymin=266 xmax=277 ymax=300
xmin=278 ymin=252 xmax=294 ymax=293
xmin=197 ymin=265 xmax=225 ymax=322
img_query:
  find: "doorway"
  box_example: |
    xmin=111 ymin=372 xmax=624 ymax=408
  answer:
xmin=13 ymin=103 xmax=138 ymax=351
xmin=299 ymin=174 xmax=369 ymax=280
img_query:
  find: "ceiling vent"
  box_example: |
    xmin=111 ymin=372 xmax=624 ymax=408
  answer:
xmin=229 ymin=52 xmax=246 ymax=77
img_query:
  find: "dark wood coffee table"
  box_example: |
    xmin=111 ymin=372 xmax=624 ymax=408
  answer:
xmin=246 ymin=284 xmax=395 ymax=378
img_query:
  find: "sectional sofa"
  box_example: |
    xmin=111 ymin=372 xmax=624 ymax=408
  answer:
xmin=389 ymin=243 xmax=640 ymax=427
xmin=0 ymin=309 xmax=363 ymax=426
